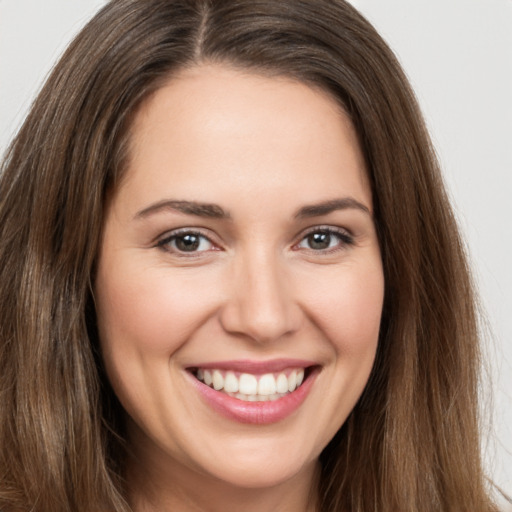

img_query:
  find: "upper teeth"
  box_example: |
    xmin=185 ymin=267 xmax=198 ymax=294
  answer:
xmin=196 ymin=368 xmax=305 ymax=397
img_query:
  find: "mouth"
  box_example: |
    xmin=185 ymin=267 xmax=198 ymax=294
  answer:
xmin=190 ymin=367 xmax=308 ymax=402
xmin=186 ymin=360 xmax=319 ymax=424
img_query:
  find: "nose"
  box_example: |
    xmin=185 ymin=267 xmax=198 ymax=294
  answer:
xmin=219 ymin=250 xmax=302 ymax=344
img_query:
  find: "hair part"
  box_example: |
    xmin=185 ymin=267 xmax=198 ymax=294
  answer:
xmin=0 ymin=0 xmax=497 ymax=510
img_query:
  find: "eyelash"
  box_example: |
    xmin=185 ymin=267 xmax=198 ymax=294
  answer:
xmin=156 ymin=228 xmax=216 ymax=256
xmin=294 ymin=226 xmax=354 ymax=254
xmin=156 ymin=226 xmax=354 ymax=256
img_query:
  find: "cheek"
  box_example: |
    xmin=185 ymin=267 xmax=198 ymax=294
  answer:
xmin=301 ymin=260 xmax=384 ymax=355
xmin=95 ymin=262 xmax=221 ymax=357
xmin=94 ymin=260 xmax=225 ymax=426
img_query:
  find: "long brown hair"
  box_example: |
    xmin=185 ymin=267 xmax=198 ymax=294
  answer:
xmin=0 ymin=0 xmax=497 ymax=510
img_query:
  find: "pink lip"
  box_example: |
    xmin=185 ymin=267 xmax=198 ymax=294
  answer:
xmin=187 ymin=364 xmax=320 ymax=425
xmin=187 ymin=358 xmax=316 ymax=374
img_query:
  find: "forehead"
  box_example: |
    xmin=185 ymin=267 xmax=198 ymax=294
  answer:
xmin=116 ymin=64 xmax=370 ymax=215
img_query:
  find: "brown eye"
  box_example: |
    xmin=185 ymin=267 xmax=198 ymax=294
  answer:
xmin=307 ymin=232 xmax=332 ymax=250
xmin=175 ymin=234 xmax=201 ymax=252
xmin=297 ymin=228 xmax=354 ymax=252
xmin=158 ymin=231 xmax=214 ymax=253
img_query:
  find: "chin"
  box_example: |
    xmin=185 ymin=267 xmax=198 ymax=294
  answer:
xmin=183 ymin=430 xmax=322 ymax=491
xmin=204 ymin=454 xmax=316 ymax=490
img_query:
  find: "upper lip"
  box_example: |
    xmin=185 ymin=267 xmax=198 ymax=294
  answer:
xmin=187 ymin=358 xmax=317 ymax=374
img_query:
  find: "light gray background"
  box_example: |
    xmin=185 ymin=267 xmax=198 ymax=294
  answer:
xmin=1 ymin=0 xmax=511 ymax=507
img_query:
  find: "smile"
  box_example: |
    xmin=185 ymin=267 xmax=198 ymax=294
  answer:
xmin=187 ymin=360 xmax=319 ymax=424
xmin=193 ymin=368 xmax=305 ymax=402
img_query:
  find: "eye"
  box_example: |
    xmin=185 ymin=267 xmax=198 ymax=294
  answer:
xmin=296 ymin=228 xmax=353 ymax=252
xmin=157 ymin=230 xmax=215 ymax=254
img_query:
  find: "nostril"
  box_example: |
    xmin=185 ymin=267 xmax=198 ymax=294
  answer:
xmin=218 ymin=300 xmax=302 ymax=344
xmin=218 ymin=263 xmax=302 ymax=343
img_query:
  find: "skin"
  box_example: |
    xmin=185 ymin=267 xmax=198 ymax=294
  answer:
xmin=95 ymin=65 xmax=384 ymax=512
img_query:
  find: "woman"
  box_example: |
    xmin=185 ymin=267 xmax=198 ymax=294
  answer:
xmin=0 ymin=0 xmax=499 ymax=510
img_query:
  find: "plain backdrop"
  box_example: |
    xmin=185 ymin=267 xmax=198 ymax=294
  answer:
xmin=1 ymin=0 xmax=511 ymax=507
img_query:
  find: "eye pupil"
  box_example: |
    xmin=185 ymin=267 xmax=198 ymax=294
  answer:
xmin=176 ymin=234 xmax=200 ymax=252
xmin=308 ymin=232 xmax=331 ymax=250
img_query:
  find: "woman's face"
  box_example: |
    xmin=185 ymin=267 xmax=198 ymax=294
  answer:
xmin=95 ymin=65 xmax=384 ymax=492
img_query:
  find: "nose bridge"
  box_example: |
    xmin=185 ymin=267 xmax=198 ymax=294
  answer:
xmin=220 ymin=243 xmax=300 ymax=343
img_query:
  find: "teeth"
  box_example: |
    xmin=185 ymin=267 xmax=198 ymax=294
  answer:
xmin=229 ymin=392 xmax=288 ymax=402
xmin=276 ymin=373 xmax=288 ymax=393
xmin=288 ymin=370 xmax=297 ymax=392
xmin=194 ymin=367 xmax=308 ymax=401
xmin=224 ymin=371 xmax=239 ymax=393
xmin=212 ymin=370 xmax=224 ymax=391
xmin=239 ymin=373 xmax=258 ymax=395
xmin=257 ymin=374 xmax=276 ymax=395
xmin=296 ymin=369 xmax=304 ymax=387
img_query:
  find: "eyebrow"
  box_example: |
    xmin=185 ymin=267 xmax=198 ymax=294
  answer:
xmin=135 ymin=200 xmax=230 ymax=220
xmin=134 ymin=196 xmax=370 ymax=221
xmin=294 ymin=198 xmax=371 ymax=218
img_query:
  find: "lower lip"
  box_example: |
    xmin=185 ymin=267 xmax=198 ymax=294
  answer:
xmin=188 ymin=368 xmax=319 ymax=425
